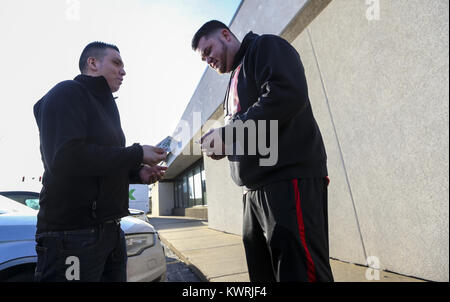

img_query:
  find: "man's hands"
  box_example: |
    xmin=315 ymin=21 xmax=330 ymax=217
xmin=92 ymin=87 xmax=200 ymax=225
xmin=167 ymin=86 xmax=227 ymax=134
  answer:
xmin=200 ymin=128 xmax=226 ymax=160
xmin=139 ymin=164 xmax=168 ymax=184
xmin=139 ymin=128 xmax=226 ymax=184
xmin=142 ymin=145 xmax=167 ymax=166
xmin=139 ymin=145 xmax=167 ymax=184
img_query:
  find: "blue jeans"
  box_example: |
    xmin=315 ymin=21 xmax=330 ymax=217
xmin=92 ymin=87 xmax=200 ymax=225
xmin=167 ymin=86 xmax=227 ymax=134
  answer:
xmin=34 ymin=221 xmax=127 ymax=282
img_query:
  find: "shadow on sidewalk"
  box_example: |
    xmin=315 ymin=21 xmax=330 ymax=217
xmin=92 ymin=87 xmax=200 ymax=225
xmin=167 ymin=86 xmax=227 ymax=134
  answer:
xmin=149 ymin=216 xmax=207 ymax=232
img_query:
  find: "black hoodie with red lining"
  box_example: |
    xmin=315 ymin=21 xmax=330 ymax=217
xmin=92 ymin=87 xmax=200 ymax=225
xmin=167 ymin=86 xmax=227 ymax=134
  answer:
xmin=220 ymin=32 xmax=328 ymax=190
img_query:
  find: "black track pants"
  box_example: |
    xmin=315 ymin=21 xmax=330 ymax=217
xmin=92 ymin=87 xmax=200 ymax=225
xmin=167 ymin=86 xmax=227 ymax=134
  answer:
xmin=242 ymin=177 xmax=334 ymax=282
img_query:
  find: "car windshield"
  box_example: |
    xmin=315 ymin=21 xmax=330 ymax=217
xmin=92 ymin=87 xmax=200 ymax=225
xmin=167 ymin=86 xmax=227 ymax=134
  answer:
xmin=25 ymin=199 xmax=40 ymax=210
xmin=0 ymin=192 xmax=40 ymax=210
xmin=0 ymin=195 xmax=38 ymax=215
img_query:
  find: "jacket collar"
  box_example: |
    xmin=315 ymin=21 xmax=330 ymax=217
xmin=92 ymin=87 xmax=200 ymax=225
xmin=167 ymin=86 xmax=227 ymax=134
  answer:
xmin=231 ymin=31 xmax=259 ymax=70
xmin=74 ymin=74 xmax=113 ymax=101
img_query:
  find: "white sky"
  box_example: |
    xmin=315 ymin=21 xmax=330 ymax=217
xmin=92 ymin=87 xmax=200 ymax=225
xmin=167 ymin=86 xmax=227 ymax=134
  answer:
xmin=0 ymin=0 xmax=240 ymax=189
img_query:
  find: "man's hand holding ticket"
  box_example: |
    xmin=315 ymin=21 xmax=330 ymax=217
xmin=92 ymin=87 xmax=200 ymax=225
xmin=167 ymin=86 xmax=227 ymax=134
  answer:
xmin=156 ymin=136 xmax=175 ymax=153
xmin=199 ymin=128 xmax=226 ymax=160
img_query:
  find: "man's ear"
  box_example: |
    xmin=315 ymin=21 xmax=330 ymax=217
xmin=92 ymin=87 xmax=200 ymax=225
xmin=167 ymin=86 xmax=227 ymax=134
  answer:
xmin=86 ymin=57 xmax=98 ymax=72
xmin=221 ymin=29 xmax=232 ymax=42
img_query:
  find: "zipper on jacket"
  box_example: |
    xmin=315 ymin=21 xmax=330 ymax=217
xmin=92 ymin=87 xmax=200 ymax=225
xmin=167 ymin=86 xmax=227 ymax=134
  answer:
xmin=92 ymin=201 xmax=97 ymax=219
xmin=223 ymin=69 xmax=236 ymax=120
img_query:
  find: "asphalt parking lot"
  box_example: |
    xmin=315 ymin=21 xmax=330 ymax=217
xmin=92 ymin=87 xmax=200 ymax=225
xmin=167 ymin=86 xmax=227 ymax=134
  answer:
xmin=162 ymin=242 xmax=201 ymax=282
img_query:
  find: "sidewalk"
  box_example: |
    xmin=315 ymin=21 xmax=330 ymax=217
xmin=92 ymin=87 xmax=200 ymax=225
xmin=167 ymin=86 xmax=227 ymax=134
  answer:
xmin=149 ymin=215 xmax=425 ymax=282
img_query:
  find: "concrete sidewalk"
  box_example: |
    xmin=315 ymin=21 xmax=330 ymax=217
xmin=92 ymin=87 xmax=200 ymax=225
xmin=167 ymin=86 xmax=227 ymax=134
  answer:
xmin=149 ymin=215 xmax=425 ymax=282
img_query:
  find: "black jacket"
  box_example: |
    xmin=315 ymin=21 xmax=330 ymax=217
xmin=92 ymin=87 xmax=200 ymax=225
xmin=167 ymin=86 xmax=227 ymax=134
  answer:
xmin=33 ymin=75 xmax=143 ymax=232
xmin=221 ymin=32 xmax=328 ymax=189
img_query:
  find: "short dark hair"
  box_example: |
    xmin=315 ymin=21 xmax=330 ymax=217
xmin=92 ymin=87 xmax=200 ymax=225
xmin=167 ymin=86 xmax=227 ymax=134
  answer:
xmin=79 ymin=41 xmax=120 ymax=73
xmin=191 ymin=20 xmax=232 ymax=50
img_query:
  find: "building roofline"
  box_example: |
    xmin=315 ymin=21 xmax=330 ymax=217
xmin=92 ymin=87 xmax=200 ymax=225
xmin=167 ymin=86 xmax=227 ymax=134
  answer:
xmin=228 ymin=0 xmax=245 ymax=27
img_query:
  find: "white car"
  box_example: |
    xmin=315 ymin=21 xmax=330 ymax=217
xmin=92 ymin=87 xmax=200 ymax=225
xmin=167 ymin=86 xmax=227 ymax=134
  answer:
xmin=0 ymin=195 xmax=167 ymax=282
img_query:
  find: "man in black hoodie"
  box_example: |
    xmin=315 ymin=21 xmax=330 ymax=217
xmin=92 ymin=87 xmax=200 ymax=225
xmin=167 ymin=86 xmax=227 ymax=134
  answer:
xmin=33 ymin=42 xmax=167 ymax=282
xmin=193 ymin=21 xmax=334 ymax=282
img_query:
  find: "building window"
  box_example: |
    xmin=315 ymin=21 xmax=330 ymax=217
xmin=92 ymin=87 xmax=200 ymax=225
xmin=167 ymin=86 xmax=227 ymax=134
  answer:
xmin=188 ymin=172 xmax=195 ymax=207
xmin=193 ymin=165 xmax=202 ymax=206
xmin=174 ymin=159 xmax=207 ymax=209
xmin=201 ymin=166 xmax=206 ymax=205
xmin=183 ymin=175 xmax=188 ymax=207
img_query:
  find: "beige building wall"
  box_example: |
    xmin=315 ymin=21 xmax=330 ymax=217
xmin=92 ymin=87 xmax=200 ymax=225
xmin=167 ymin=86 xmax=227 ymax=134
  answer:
xmin=202 ymin=108 xmax=245 ymax=235
xmin=151 ymin=182 xmax=174 ymax=216
xmin=158 ymin=0 xmax=448 ymax=282
xmin=286 ymin=0 xmax=448 ymax=281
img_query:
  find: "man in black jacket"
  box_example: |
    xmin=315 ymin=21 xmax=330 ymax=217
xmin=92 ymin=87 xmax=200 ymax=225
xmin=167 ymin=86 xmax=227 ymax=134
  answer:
xmin=193 ymin=21 xmax=334 ymax=282
xmin=33 ymin=42 xmax=167 ymax=282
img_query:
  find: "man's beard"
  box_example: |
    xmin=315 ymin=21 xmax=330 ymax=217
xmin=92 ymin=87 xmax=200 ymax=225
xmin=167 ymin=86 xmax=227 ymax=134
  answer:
xmin=218 ymin=40 xmax=228 ymax=74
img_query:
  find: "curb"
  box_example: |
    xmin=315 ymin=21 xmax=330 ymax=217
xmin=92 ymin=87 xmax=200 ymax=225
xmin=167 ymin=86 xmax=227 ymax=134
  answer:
xmin=159 ymin=234 xmax=210 ymax=282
